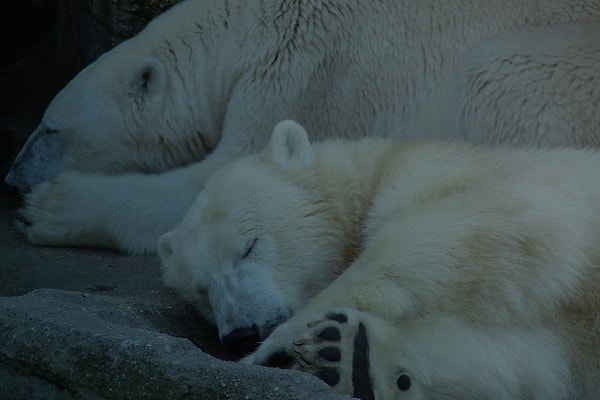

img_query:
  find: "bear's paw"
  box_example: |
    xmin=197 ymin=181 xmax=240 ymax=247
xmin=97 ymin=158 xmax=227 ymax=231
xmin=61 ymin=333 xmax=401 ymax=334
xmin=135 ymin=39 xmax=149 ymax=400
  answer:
xmin=16 ymin=171 xmax=98 ymax=247
xmin=250 ymin=308 xmax=415 ymax=399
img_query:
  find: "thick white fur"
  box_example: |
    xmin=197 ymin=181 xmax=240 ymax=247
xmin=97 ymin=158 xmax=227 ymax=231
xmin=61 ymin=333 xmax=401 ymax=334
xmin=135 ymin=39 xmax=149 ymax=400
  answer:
xmin=10 ymin=0 xmax=600 ymax=253
xmin=163 ymin=121 xmax=600 ymax=399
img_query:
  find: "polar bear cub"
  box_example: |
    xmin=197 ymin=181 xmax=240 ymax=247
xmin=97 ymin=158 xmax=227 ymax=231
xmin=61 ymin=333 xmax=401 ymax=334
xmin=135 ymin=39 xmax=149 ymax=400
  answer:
xmin=159 ymin=121 xmax=600 ymax=399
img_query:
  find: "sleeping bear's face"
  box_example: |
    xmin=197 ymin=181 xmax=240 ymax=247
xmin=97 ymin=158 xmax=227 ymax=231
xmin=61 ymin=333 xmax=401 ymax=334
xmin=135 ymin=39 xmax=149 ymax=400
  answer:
xmin=5 ymin=52 xmax=170 ymax=192
xmin=159 ymin=121 xmax=345 ymax=355
xmin=5 ymin=46 xmax=210 ymax=193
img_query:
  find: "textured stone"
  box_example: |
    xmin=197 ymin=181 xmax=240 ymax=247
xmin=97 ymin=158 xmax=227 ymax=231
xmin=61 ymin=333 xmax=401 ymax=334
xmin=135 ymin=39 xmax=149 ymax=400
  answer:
xmin=62 ymin=0 xmax=183 ymax=67
xmin=0 ymin=289 xmax=349 ymax=400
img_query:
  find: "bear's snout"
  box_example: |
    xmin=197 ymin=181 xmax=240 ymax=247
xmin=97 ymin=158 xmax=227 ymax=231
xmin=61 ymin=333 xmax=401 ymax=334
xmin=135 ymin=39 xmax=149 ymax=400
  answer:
xmin=221 ymin=325 xmax=260 ymax=355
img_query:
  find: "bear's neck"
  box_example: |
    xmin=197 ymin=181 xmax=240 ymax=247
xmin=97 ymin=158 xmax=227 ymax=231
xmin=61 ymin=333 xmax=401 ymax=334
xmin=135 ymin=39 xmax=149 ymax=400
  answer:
xmin=309 ymin=138 xmax=406 ymax=262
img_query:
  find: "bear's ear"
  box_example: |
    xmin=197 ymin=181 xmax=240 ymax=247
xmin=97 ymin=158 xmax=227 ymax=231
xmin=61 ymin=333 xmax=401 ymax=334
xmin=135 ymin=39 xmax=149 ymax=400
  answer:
xmin=128 ymin=57 xmax=166 ymax=108
xmin=158 ymin=231 xmax=174 ymax=262
xmin=269 ymin=120 xmax=315 ymax=167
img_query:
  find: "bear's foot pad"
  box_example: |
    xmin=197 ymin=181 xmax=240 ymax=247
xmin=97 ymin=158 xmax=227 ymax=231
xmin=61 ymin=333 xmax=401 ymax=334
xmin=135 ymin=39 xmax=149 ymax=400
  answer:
xmin=292 ymin=310 xmax=376 ymax=399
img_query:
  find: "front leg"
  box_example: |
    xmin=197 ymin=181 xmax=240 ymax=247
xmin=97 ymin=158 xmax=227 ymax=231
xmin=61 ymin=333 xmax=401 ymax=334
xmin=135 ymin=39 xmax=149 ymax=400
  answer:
xmin=244 ymin=309 xmax=570 ymax=400
xmin=243 ymin=308 xmax=421 ymax=400
xmin=15 ymin=159 xmax=214 ymax=254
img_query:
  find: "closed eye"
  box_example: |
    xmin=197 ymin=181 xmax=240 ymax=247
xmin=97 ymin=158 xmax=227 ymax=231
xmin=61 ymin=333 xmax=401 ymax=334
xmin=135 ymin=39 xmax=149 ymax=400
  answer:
xmin=45 ymin=127 xmax=59 ymax=135
xmin=241 ymin=237 xmax=258 ymax=259
xmin=195 ymin=283 xmax=208 ymax=295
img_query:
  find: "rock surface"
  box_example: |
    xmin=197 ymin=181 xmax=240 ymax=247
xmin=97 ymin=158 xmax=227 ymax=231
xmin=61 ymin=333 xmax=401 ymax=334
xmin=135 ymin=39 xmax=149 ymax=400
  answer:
xmin=0 ymin=288 xmax=349 ymax=400
xmin=63 ymin=0 xmax=183 ymax=67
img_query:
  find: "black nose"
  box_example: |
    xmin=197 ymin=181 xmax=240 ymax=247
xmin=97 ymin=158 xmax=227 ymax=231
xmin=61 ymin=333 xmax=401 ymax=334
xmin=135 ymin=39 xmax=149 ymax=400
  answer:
xmin=222 ymin=326 xmax=260 ymax=355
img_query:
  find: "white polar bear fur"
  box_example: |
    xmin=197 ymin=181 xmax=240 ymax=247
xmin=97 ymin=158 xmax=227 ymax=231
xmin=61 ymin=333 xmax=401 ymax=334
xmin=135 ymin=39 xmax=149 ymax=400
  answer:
xmin=161 ymin=121 xmax=600 ymax=399
xmin=10 ymin=0 xmax=600 ymax=254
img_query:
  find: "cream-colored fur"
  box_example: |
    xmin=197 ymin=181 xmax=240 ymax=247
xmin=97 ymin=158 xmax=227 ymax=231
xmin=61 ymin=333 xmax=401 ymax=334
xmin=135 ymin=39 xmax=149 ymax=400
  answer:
xmin=9 ymin=0 xmax=600 ymax=254
xmin=162 ymin=121 xmax=600 ymax=399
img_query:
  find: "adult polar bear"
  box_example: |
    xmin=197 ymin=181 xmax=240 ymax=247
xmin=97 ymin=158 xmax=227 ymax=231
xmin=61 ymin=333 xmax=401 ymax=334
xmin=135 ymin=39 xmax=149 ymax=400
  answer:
xmin=7 ymin=0 xmax=600 ymax=254
xmin=160 ymin=120 xmax=600 ymax=399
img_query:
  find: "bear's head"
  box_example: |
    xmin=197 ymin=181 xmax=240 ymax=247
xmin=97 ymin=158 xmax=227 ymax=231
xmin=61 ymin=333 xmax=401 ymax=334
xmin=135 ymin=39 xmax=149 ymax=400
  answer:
xmin=5 ymin=23 xmax=217 ymax=192
xmin=159 ymin=121 xmax=349 ymax=354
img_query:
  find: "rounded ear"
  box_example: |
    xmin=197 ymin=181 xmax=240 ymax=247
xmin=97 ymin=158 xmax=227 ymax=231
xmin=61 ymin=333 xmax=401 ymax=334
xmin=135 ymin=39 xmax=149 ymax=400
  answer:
xmin=157 ymin=231 xmax=174 ymax=262
xmin=128 ymin=57 xmax=166 ymax=108
xmin=269 ymin=120 xmax=315 ymax=167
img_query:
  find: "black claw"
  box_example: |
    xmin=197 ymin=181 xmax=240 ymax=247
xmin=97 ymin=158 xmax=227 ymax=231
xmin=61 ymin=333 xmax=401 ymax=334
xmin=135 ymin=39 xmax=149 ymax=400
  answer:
xmin=263 ymin=351 xmax=294 ymax=368
xmin=315 ymin=369 xmax=340 ymax=386
xmin=397 ymin=373 xmax=411 ymax=391
xmin=319 ymin=347 xmax=341 ymax=362
xmin=326 ymin=313 xmax=348 ymax=324
xmin=318 ymin=327 xmax=341 ymax=342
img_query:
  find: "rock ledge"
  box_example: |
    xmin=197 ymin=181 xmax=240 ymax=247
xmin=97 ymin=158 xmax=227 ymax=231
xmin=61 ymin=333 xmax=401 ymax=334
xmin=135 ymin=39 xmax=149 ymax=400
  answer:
xmin=0 ymin=289 xmax=349 ymax=400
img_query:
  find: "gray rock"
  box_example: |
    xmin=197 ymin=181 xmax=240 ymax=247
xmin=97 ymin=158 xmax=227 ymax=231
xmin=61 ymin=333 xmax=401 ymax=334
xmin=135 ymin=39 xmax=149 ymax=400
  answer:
xmin=63 ymin=0 xmax=184 ymax=68
xmin=0 ymin=289 xmax=349 ymax=400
